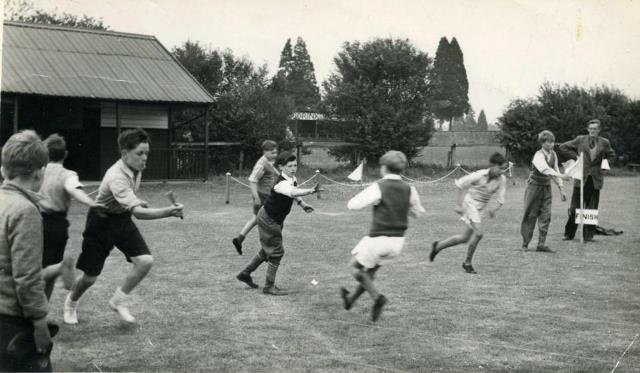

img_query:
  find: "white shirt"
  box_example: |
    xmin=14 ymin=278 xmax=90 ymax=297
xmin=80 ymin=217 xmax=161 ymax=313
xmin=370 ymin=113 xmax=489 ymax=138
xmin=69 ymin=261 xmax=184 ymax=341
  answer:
xmin=532 ymin=149 xmax=564 ymax=188
xmin=347 ymin=174 xmax=425 ymax=218
xmin=273 ymin=173 xmax=298 ymax=197
xmin=455 ymin=169 xmax=506 ymax=208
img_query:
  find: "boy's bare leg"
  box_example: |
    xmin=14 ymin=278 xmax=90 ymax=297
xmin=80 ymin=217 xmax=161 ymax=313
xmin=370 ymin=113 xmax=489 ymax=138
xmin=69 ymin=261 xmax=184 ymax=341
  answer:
xmin=434 ymin=227 xmax=473 ymax=253
xmin=121 ymin=255 xmax=154 ymax=294
xmin=41 ymin=263 xmax=62 ymax=299
xmin=343 ymin=265 xmax=379 ymax=307
xmin=239 ymin=216 xmax=258 ymax=237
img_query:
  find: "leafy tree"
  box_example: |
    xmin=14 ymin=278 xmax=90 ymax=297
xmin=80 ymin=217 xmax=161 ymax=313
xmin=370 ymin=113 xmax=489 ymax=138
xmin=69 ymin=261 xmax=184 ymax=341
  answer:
xmin=323 ymin=38 xmax=435 ymax=163
xmin=432 ymin=37 xmax=470 ymax=128
xmin=498 ymin=82 xmax=639 ymax=164
xmin=4 ymin=0 xmax=109 ymax=30
xmin=272 ymin=37 xmax=321 ymax=111
xmin=477 ymin=109 xmax=488 ymax=131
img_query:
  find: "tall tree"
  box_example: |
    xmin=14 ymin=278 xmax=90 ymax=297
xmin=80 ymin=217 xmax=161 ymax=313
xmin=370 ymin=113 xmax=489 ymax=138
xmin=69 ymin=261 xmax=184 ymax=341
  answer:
xmin=272 ymin=38 xmax=293 ymax=93
xmin=477 ymin=109 xmax=488 ymax=130
xmin=432 ymin=37 xmax=470 ymax=129
xmin=271 ymin=37 xmax=321 ymax=111
xmin=323 ymin=38 xmax=435 ymax=162
xmin=4 ymin=0 xmax=109 ymax=30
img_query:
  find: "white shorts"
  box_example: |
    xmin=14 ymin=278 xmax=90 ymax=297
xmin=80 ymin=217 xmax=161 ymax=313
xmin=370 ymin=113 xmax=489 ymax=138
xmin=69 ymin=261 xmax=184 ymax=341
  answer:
xmin=351 ymin=236 xmax=406 ymax=269
xmin=460 ymin=196 xmax=485 ymax=226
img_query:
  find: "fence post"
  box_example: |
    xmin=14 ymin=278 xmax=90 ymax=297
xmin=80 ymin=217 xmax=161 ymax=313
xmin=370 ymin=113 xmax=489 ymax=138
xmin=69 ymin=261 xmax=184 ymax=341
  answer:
xmin=315 ymin=170 xmax=321 ymax=199
xmin=225 ymin=172 xmax=231 ymax=204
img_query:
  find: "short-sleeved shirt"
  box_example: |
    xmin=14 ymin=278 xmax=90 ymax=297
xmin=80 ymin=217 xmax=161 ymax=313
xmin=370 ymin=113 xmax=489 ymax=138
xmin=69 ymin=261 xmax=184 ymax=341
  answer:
xmin=38 ymin=163 xmax=84 ymax=214
xmin=248 ymin=156 xmax=279 ymax=194
xmin=455 ymin=169 xmax=506 ymax=211
xmin=94 ymin=159 xmax=145 ymax=214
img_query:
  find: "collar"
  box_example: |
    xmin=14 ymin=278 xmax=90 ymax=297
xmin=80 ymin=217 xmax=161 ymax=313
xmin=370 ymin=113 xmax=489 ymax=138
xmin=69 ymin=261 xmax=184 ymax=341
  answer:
xmin=1 ymin=180 xmax=45 ymax=206
xmin=382 ymin=174 xmax=402 ymax=180
xmin=48 ymin=162 xmax=64 ymax=168
xmin=540 ymin=148 xmax=552 ymax=157
xmin=280 ymin=172 xmax=296 ymax=183
xmin=116 ymin=159 xmax=137 ymax=180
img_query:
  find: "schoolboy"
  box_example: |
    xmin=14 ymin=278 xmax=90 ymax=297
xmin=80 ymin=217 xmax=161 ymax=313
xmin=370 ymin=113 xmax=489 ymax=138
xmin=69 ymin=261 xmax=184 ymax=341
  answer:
xmin=236 ymin=152 xmax=318 ymax=295
xmin=64 ymin=128 xmax=184 ymax=325
xmin=340 ymin=151 xmax=425 ymax=322
xmin=429 ymin=153 xmax=508 ymax=274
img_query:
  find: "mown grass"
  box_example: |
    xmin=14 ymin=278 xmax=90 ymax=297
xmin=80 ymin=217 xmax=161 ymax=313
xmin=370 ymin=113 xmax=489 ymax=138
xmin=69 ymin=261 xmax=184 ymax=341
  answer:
xmin=47 ymin=175 xmax=640 ymax=372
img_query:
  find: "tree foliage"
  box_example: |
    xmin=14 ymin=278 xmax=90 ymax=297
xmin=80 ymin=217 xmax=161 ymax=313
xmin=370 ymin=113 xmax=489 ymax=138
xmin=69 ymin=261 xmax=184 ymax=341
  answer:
xmin=498 ymin=82 xmax=640 ymax=164
xmin=4 ymin=0 xmax=109 ymax=30
xmin=272 ymin=37 xmax=321 ymax=111
xmin=477 ymin=110 xmax=488 ymax=131
xmin=431 ymin=37 xmax=470 ymax=126
xmin=323 ymin=38 xmax=435 ymax=163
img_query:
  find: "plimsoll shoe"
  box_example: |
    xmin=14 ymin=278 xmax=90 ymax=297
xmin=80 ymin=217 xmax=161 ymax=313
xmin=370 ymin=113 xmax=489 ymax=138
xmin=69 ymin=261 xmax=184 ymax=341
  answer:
xmin=236 ymin=273 xmax=259 ymax=289
xmin=340 ymin=287 xmax=352 ymax=310
xmin=63 ymin=293 xmax=78 ymax=325
xmin=371 ymin=294 xmax=388 ymax=322
xmin=263 ymin=286 xmax=289 ymax=296
xmin=535 ymin=245 xmax=555 ymax=253
xmin=109 ymin=291 xmax=136 ymax=323
xmin=462 ymin=263 xmax=477 ymax=274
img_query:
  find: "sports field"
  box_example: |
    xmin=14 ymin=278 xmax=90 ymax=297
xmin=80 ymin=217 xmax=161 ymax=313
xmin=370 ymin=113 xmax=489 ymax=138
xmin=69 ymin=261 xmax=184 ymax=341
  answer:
xmin=48 ymin=174 xmax=639 ymax=372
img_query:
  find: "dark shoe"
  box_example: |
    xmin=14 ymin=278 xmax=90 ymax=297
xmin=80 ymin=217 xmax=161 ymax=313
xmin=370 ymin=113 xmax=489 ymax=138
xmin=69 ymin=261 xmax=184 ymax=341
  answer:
xmin=462 ymin=263 xmax=477 ymax=274
xmin=521 ymin=245 xmax=529 ymax=251
xmin=340 ymin=287 xmax=352 ymax=310
xmin=536 ymin=246 xmax=555 ymax=253
xmin=263 ymin=285 xmax=289 ymax=296
xmin=429 ymin=241 xmax=439 ymax=262
xmin=562 ymin=236 xmax=573 ymax=241
xmin=232 ymin=238 xmax=242 ymax=255
xmin=371 ymin=294 xmax=388 ymax=322
xmin=236 ymin=273 xmax=258 ymax=288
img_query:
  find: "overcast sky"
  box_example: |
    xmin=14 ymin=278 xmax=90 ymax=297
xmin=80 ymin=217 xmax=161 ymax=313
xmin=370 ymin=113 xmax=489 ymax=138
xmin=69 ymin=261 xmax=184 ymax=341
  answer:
xmin=23 ymin=0 xmax=640 ymax=123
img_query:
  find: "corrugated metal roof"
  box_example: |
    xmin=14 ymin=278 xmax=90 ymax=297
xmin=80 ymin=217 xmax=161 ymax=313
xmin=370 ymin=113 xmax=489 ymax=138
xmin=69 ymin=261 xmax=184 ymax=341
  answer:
xmin=1 ymin=22 xmax=214 ymax=104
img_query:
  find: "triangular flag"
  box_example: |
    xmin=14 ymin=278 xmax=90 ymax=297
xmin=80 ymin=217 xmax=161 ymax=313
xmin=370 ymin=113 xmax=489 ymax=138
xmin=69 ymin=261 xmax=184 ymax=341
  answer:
xmin=347 ymin=162 xmax=364 ymax=181
xmin=563 ymin=157 xmax=583 ymax=181
xmin=601 ymin=158 xmax=610 ymax=170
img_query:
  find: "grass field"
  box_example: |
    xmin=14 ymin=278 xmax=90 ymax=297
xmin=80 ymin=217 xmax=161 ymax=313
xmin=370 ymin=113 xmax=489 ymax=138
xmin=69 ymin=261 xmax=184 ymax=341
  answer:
xmin=47 ymin=173 xmax=639 ymax=372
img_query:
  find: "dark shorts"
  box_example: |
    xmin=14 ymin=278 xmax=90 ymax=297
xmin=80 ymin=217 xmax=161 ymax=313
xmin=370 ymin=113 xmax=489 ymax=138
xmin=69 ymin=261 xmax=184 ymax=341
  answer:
xmin=42 ymin=213 xmax=69 ymax=267
xmin=76 ymin=209 xmax=150 ymax=277
xmin=253 ymin=192 xmax=270 ymax=215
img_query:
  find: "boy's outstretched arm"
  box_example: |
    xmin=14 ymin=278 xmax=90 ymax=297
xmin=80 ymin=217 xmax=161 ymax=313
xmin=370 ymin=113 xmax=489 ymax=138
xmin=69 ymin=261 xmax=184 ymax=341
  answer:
xmin=68 ymin=187 xmax=99 ymax=207
xmin=131 ymin=204 xmax=184 ymax=220
xmin=347 ymin=183 xmax=381 ymax=210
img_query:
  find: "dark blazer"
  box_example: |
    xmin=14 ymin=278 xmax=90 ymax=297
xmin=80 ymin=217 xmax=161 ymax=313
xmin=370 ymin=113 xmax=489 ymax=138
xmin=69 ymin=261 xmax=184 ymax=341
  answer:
xmin=558 ymin=135 xmax=616 ymax=190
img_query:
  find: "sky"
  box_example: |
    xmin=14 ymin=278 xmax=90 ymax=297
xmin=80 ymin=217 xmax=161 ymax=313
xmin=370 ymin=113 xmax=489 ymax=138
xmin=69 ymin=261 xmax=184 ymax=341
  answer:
xmin=13 ymin=0 xmax=640 ymax=123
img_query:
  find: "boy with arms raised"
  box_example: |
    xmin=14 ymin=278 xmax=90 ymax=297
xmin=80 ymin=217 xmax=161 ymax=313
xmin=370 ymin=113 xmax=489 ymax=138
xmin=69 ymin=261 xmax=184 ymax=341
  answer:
xmin=236 ymin=152 xmax=319 ymax=295
xmin=232 ymin=140 xmax=279 ymax=255
xmin=39 ymin=134 xmax=102 ymax=300
xmin=64 ymin=128 xmax=184 ymax=325
xmin=429 ymin=153 xmax=508 ymax=274
xmin=0 ymin=130 xmax=53 ymax=371
xmin=340 ymin=151 xmax=425 ymax=322
xmin=520 ymin=130 xmax=571 ymax=252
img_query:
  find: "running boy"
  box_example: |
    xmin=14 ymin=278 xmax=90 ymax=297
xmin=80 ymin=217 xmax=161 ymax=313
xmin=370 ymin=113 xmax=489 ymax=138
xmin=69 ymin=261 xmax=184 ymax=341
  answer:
xmin=0 ymin=130 xmax=53 ymax=371
xmin=64 ymin=128 xmax=184 ymax=325
xmin=429 ymin=152 xmax=508 ymax=274
xmin=236 ymin=152 xmax=319 ymax=295
xmin=232 ymin=140 xmax=279 ymax=255
xmin=520 ymin=130 xmax=571 ymax=252
xmin=340 ymin=151 xmax=425 ymax=322
xmin=39 ymin=134 xmax=102 ymax=300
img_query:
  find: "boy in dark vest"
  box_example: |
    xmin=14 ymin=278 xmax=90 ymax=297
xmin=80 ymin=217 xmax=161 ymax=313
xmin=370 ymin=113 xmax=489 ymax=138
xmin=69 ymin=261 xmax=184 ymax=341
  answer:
xmin=236 ymin=152 xmax=319 ymax=295
xmin=520 ymin=130 xmax=571 ymax=252
xmin=429 ymin=153 xmax=508 ymax=274
xmin=340 ymin=151 xmax=425 ymax=322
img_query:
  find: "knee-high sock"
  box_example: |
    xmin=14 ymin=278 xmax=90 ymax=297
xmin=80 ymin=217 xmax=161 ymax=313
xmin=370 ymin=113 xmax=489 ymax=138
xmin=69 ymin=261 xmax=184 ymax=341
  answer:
xmin=265 ymin=262 xmax=279 ymax=288
xmin=241 ymin=250 xmax=266 ymax=275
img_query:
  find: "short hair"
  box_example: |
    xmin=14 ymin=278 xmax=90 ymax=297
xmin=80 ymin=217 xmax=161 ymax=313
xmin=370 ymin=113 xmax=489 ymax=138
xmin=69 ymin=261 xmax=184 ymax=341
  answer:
xmin=489 ymin=152 xmax=506 ymax=166
xmin=1 ymin=130 xmax=48 ymax=179
xmin=118 ymin=128 xmax=150 ymax=152
xmin=587 ymin=118 xmax=601 ymax=128
xmin=537 ymin=130 xmax=555 ymax=144
xmin=44 ymin=133 xmax=67 ymax=162
xmin=379 ymin=150 xmax=407 ymax=173
xmin=274 ymin=151 xmax=296 ymax=168
xmin=261 ymin=140 xmax=278 ymax=151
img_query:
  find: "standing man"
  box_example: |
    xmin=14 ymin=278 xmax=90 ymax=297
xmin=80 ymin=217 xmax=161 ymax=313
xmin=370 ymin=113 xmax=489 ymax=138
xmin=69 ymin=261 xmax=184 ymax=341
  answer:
xmin=559 ymin=119 xmax=616 ymax=242
xmin=232 ymin=140 xmax=279 ymax=255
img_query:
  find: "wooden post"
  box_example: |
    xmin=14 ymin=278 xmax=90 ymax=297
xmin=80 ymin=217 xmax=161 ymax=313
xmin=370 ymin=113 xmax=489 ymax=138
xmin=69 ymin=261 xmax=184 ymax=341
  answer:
xmin=167 ymin=106 xmax=172 ymax=179
xmin=12 ymin=96 xmax=19 ymax=133
xmin=315 ymin=170 xmax=321 ymax=199
xmin=579 ymin=152 xmax=584 ymax=245
xmin=204 ymin=108 xmax=209 ymax=181
xmin=225 ymin=172 xmax=231 ymax=204
xmin=115 ymin=102 xmax=121 ymax=135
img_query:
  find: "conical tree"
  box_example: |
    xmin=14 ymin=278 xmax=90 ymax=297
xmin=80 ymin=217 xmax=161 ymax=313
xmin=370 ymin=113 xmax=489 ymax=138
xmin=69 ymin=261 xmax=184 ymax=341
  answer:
xmin=290 ymin=37 xmax=321 ymax=110
xmin=432 ymin=37 xmax=470 ymax=130
xmin=272 ymin=38 xmax=293 ymax=93
xmin=477 ymin=109 xmax=488 ymax=130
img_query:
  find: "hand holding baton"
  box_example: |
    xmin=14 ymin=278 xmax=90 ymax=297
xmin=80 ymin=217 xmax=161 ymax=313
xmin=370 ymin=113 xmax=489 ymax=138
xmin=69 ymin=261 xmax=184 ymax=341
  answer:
xmin=166 ymin=191 xmax=184 ymax=219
